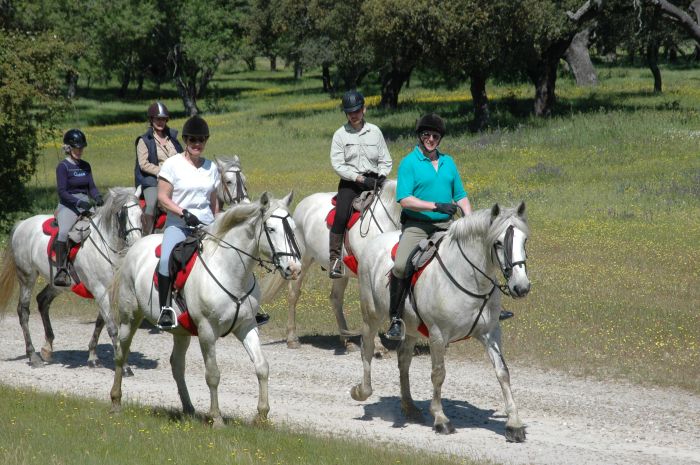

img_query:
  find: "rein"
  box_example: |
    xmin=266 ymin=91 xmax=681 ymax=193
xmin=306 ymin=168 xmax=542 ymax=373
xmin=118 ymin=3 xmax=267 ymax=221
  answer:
xmin=86 ymin=203 xmax=142 ymax=266
xmin=358 ymin=185 xmax=399 ymax=238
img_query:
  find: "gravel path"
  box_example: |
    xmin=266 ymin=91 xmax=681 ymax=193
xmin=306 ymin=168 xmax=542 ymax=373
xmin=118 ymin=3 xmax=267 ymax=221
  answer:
xmin=0 ymin=315 xmax=698 ymax=465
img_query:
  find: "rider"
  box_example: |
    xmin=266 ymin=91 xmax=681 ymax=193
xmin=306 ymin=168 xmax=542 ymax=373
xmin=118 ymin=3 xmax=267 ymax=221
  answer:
xmin=328 ymin=90 xmax=392 ymax=278
xmin=386 ymin=113 xmax=472 ymax=340
xmin=134 ymin=101 xmax=183 ymax=235
xmin=54 ymin=129 xmax=104 ymax=287
xmin=156 ymin=115 xmax=220 ymax=329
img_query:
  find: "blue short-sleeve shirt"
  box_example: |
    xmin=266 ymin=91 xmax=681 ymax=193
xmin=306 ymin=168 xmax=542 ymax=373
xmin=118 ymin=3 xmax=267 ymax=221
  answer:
xmin=396 ymin=146 xmax=467 ymax=222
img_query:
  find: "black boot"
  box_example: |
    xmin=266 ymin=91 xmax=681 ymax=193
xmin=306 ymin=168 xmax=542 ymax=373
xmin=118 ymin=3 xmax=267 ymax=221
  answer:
xmin=157 ymin=273 xmax=177 ymax=329
xmin=141 ymin=213 xmax=154 ymax=236
xmin=255 ymin=312 xmax=270 ymax=326
xmin=52 ymin=241 xmax=71 ymax=287
xmin=499 ymin=309 xmax=514 ymax=321
xmin=328 ymin=232 xmax=345 ymax=279
xmin=386 ymin=274 xmax=409 ymax=341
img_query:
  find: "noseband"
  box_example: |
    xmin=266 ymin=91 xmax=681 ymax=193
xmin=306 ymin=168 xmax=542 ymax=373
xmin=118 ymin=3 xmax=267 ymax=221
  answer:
xmin=117 ymin=203 xmax=143 ymax=240
xmin=261 ymin=212 xmax=301 ymax=271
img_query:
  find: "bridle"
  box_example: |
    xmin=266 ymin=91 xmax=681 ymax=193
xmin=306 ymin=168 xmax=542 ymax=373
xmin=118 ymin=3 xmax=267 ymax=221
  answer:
xmin=219 ymin=166 xmax=248 ymax=205
xmin=117 ymin=202 xmax=144 ymax=241
xmin=492 ymin=225 xmax=527 ymax=281
xmin=261 ymin=212 xmax=301 ymax=271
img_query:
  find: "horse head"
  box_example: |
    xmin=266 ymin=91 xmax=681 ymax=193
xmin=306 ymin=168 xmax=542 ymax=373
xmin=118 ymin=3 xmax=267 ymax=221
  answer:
xmin=216 ymin=155 xmax=249 ymax=206
xmin=488 ymin=202 xmax=530 ymax=298
xmin=259 ymin=191 xmax=301 ymax=280
xmin=101 ymin=187 xmax=143 ymax=248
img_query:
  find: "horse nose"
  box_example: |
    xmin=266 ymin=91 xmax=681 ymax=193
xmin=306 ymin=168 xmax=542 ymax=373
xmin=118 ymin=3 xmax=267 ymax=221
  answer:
xmin=513 ymin=282 xmax=530 ymax=297
xmin=285 ymin=261 xmax=302 ymax=280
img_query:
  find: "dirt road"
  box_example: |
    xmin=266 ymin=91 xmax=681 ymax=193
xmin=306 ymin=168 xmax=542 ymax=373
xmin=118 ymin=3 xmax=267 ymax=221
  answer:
xmin=0 ymin=315 xmax=697 ymax=465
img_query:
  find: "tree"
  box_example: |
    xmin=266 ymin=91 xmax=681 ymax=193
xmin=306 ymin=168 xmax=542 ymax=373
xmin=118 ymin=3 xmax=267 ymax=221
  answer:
xmin=247 ymin=0 xmax=283 ymax=70
xmin=0 ymin=30 xmax=70 ymax=223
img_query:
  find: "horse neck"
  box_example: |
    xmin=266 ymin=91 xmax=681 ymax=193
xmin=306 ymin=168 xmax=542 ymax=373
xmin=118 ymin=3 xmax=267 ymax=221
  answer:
xmin=89 ymin=211 xmax=123 ymax=253
xmin=203 ymin=219 xmax=260 ymax=285
xmin=440 ymin=228 xmax=496 ymax=287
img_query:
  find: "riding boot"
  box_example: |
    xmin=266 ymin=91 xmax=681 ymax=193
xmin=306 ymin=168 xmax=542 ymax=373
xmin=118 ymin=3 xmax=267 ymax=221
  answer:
xmin=141 ymin=213 xmax=154 ymax=236
xmin=255 ymin=311 xmax=271 ymax=326
xmin=328 ymin=232 xmax=345 ymax=279
xmin=52 ymin=241 xmax=71 ymax=287
xmin=386 ymin=273 xmax=409 ymax=341
xmin=157 ymin=273 xmax=177 ymax=329
xmin=499 ymin=309 xmax=514 ymax=321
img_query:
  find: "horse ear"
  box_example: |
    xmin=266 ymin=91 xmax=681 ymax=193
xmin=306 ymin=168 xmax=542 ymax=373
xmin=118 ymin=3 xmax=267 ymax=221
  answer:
xmin=214 ymin=157 xmax=222 ymax=169
xmin=234 ymin=154 xmax=240 ymax=163
xmin=282 ymin=191 xmax=294 ymax=207
xmin=259 ymin=192 xmax=270 ymax=211
xmin=490 ymin=204 xmax=500 ymax=223
xmin=517 ymin=201 xmax=526 ymax=218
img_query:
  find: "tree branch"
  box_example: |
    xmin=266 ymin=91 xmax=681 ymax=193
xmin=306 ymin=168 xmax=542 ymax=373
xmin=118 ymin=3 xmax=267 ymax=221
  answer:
xmin=649 ymin=0 xmax=700 ymax=43
xmin=567 ymin=0 xmax=602 ymax=23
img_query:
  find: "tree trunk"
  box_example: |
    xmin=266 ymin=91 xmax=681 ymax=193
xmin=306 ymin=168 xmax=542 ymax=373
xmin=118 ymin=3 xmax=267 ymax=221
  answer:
xmin=65 ymin=71 xmax=78 ymax=99
xmin=136 ymin=73 xmax=144 ymax=97
xmin=269 ymin=56 xmax=277 ymax=71
xmin=528 ymin=36 xmax=575 ymax=117
xmin=294 ymin=60 xmax=302 ymax=79
xmin=379 ymin=66 xmax=412 ymax=109
xmin=118 ymin=68 xmax=131 ymax=98
xmin=646 ymin=41 xmax=662 ymax=93
xmin=469 ymin=72 xmax=490 ymax=130
xmin=175 ymin=77 xmax=198 ymax=116
xmin=244 ymin=56 xmax=256 ymax=71
xmin=563 ymin=27 xmax=598 ymax=86
xmin=322 ymin=64 xmax=333 ymax=93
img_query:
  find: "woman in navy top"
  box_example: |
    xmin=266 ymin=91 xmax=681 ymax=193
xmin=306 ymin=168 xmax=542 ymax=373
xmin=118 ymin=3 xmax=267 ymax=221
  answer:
xmin=53 ymin=129 xmax=104 ymax=286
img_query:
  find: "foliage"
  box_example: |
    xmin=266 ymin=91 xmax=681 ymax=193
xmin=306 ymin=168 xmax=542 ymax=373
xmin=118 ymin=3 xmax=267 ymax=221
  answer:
xmin=0 ymin=30 xmax=69 ymax=225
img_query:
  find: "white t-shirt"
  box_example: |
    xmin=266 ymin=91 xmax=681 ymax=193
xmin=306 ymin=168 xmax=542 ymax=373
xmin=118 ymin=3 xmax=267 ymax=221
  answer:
xmin=159 ymin=153 xmax=220 ymax=227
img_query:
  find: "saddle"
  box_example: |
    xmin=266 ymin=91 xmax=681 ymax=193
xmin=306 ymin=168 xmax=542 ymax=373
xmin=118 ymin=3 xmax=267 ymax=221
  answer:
xmin=41 ymin=218 xmax=94 ymax=298
xmin=325 ymin=191 xmax=376 ymax=275
xmin=138 ymin=199 xmax=166 ymax=230
xmin=152 ymin=235 xmax=200 ymax=335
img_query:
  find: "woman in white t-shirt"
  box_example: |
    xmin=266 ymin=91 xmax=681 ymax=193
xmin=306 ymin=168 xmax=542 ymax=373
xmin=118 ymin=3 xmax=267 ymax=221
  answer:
xmin=155 ymin=115 xmax=220 ymax=329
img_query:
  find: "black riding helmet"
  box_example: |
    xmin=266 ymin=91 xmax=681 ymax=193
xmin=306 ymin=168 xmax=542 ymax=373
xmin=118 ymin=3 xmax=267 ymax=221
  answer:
xmin=342 ymin=90 xmax=364 ymax=113
xmin=147 ymin=101 xmax=170 ymax=119
xmin=415 ymin=113 xmax=446 ymax=137
xmin=182 ymin=115 xmax=210 ymax=138
xmin=63 ymin=129 xmax=88 ymax=148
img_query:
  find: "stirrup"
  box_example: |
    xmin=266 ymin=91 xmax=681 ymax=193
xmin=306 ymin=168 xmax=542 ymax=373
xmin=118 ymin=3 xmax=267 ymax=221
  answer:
xmin=53 ymin=269 xmax=71 ymax=287
xmin=255 ymin=312 xmax=270 ymax=326
xmin=385 ymin=318 xmax=405 ymax=341
xmin=157 ymin=306 xmax=178 ymax=330
xmin=329 ymin=258 xmax=344 ymax=279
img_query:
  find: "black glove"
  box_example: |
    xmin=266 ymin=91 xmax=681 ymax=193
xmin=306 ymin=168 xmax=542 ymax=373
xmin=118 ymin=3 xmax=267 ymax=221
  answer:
xmin=362 ymin=177 xmax=377 ymax=190
xmin=181 ymin=209 xmax=202 ymax=227
xmin=94 ymin=195 xmax=104 ymax=207
xmin=377 ymin=175 xmax=386 ymax=187
xmin=433 ymin=202 xmax=458 ymax=216
xmin=76 ymin=199 xmax=92 ymax=210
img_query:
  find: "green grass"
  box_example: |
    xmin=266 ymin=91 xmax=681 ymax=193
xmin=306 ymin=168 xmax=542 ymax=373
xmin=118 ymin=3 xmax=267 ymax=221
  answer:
xmin=6 ymin=63 xmax=700 ymax=394
xmin=0 ymin=385 xmax=473 ymax=465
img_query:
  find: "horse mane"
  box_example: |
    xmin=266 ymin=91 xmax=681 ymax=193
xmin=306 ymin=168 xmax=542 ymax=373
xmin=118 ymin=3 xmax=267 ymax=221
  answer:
xmin=212 ymin=200 xmax=260 ymax=236
xmin=449 ymin=205 xmax=529 ymax=245
xmin=97 ymin=187 xmax=137 ymax=240
xmin=378 ymin=179 xmax=402 ymax=225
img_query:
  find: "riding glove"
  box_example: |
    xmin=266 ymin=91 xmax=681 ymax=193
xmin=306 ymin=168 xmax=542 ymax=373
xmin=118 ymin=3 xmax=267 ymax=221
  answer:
xmin=76 ymin=199 xmax=92 ymax=210
xmin=433 ymin=202 xmax=458 ymax=216
xmin=362 ymin=177 xmax=377 ymax=190
xmin=182 ymin=209 xmax=202 ymax=227
xmin=94 ymin=195 xmax=104 ymax=207
xmin=377 ymin=175 xmax=386 ymax=187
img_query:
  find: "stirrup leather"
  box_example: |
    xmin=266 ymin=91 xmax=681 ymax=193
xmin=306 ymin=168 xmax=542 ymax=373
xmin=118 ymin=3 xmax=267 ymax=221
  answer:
xmin=329 ymin=258 xmax=344 ymax=278
xmin=157 ymin=306 xmax=179 ymax=330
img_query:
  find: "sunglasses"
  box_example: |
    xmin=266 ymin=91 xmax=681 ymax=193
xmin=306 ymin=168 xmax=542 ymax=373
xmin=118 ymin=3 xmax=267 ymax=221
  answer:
xmin=187 ymin=136 xmax=208 ymax=144
xmin=420 ymin=131 xmax=441 ymax=141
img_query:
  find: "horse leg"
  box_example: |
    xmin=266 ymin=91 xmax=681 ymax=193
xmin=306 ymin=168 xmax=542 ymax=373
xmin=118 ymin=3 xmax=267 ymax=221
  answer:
xmin=350 ymin=320 xmax=376 ymax=401
xmin=171 ymin=334 xmax=195 ymax=417
xmin=286 ymin=256 xmax=311 ymax=349
xmin=329 ymin=276 xmax=358 ymax=352
xmin=428 ymin=336 xmax=454 ymax=434
xmin=195 ymin=329 xmax=224 ymax=427
xmin=18 ymin=279 xmax=42 ymax=368
xmin=110 ymin=312 xmax=142 ymax=413
xmin=87 ymin=312 xmax=105 ymax=368
xmin=241 ymin=327 xmax=270 ymax=423
xmin=35 ymin=284 xmax=60 ymax=363
xmin=397 ymin=335 xmax=423 ymax=423
xmin=480 ymin=327 xmax=526 ymax=442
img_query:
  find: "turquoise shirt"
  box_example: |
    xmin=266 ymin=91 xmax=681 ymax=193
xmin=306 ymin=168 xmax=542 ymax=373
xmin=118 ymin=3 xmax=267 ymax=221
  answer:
xmin=396 ymin=145 xmax=467 ymax=222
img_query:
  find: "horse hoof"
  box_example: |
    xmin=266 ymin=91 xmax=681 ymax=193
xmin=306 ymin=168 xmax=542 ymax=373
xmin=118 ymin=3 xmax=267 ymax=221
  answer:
xmin=350 ymin=384 xmax=370 ymax=402
xmin=433 ymin=421 xmax=455 ymax=435
xmin=345 ymin=341 xmax=360 ymax=353
xmin=40 ymin=349 xmax=53 ymax=363
xmin=373 ymin=348 xmax=391 ymax=359
xmin=29 ymin=353 xmax=44 ymax=368
xmin=123 ymin=366 xmax=134 ymax=377
xmin=87 ymin=359 xmax=103 ymax=369
xmin=287 ymin=339 xmax=301 ymax=349
xmin=402 ymin=405 xmax=423 ymax=423
xmin=109 ymin=403 xmax=122 ymax=414
xmin=210 ymin=417 xmax=225 ymax=429
xmin=506 ymin=425 xmax=527 ymax=443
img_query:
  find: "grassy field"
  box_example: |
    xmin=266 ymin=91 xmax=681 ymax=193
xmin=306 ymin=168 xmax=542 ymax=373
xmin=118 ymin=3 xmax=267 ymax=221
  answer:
xmin=0 ymin=385 xmax=475 ymax=465
xmin=8 ymin=61 xmax=700 ymax=398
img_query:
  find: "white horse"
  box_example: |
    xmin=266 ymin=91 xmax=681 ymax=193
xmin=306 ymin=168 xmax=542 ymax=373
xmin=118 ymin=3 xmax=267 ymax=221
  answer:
xmin=263 ymin=180 xmax=401 ymax=352
xmin=0 ymin=187 xmax=143 ymax=368
xmin=351 ymin=203 xmax=530 ymax=441
xmin=215 ymin=155 xmax=250 ymax=205
xmin=110 ymin=192 xmax=301 ymax=426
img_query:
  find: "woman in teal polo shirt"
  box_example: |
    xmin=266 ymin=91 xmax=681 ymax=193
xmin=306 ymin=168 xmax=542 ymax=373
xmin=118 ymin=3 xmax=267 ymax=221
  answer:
xmin=386 ymin=113 xmax=472 ymax=340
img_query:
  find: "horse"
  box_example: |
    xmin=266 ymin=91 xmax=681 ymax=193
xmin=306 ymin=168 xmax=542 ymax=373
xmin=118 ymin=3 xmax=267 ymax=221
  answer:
xmin=350 ymin=203 xmax=530 ymax=442
xmin=0 ymin=187 xmax=143 ymax=369
xmin=215 ymin=155 xmax=250 ymax=206
xmin=109 ymin=192 xmax=301 ymax=426
xmin=262 ymin=180 xmax=402 ymax=352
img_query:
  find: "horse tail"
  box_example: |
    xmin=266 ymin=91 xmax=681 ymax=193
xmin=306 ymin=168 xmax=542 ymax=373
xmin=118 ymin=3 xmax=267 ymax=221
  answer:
xmin=0 ymin=239 xmax=18 ymax=318
xmin=260 ymin=272 xmax=286 ymax=305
